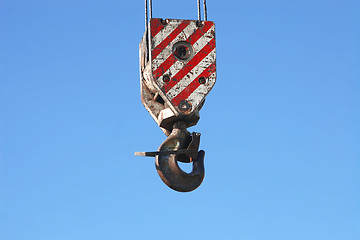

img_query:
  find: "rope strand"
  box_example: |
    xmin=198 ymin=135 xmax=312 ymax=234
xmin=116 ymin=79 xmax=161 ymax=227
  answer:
xmin=149 ymin=0 xmax=152 ymax=19
xmin=145 ymin=0 xmax=148 ymax=29
xmin=203 ymin=0 xmax=207 ymax=21
xmin=146 ymin=0 xmax=207 ymax=28
xmin=197 ymin=0 xmax=201 ymax=21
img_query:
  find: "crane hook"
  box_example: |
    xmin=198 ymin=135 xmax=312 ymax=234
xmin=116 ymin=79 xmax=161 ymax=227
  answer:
xmin=155 ymin=121 xmax=205 ymax=192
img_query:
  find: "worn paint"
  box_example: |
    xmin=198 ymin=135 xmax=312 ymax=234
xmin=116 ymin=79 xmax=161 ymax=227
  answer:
xmin=149 ymin=18 xmax=216 ymax=115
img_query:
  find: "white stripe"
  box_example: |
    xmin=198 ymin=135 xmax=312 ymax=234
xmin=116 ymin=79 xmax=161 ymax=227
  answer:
xmin=152 ymin=20 xmax=192 ymax=50
xmin=166 ymin=49 xmax=216 ymax=100
xmin=152 ymin=21 xmax=196 ymax=67
xmin=191 ymin=24 xmax=215 ymax=57
xmin=152 ymin=21 xmax=179 ymax=47
xmin=187 ymin=71 xmax=217 ymax=106
xmin=154 ymin=24 xmax=215 ymax=89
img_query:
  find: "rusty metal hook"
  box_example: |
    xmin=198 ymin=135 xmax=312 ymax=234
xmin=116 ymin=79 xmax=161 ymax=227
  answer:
xmin=155 ymin=121 xmax=205 ymax=192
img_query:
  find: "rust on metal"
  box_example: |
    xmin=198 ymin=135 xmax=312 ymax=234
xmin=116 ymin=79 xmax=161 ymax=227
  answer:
xmin=155 ymin=122 xmax=205 ymax=192
xmin=136 ymin=1 xmax=215 ymax=192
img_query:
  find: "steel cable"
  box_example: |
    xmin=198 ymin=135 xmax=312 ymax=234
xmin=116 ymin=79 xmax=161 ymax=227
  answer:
xmin=197 ymin=0 xmax=201 ymax=21
xmin=203 ymin=0 xmax=207 ymax=21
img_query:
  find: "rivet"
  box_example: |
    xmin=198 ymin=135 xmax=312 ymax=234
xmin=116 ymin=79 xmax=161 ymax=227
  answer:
xmin=178 ymin=100 xmax=191 ymax=112
xmin=199 ymin=77 xmax=206 ymax=84
xmin=163 ymin=75 xmax=170 ymax=83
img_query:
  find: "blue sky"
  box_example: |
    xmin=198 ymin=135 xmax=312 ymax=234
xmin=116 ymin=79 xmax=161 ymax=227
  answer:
xmin=0 ymin=0 xmax=359 ymax=239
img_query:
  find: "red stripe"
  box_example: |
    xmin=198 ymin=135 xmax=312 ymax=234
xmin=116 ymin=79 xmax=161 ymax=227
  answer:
xmin=150 ymin=19 xmax=164 ymax=38
xmin=151 ymin=20 xmax=190 ymax=60
xmin=153 ymin=55 xmax=177 ymax=80
xmin=162 ymin=38 xmax=216 ymax=93
xmin=171 ymin=62 xmax=216 ymax=106
xmin=152 ymin=21 xmax=215 ymax=87
xmin=187 ymin=21 xmax=214 ymax=45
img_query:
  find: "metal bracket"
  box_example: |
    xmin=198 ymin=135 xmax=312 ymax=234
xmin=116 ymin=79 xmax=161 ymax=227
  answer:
xmin=135 ymin=131 xmax=201 ymax=162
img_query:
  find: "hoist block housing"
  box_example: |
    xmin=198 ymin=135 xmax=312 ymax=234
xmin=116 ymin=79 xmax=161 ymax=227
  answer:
xmin=140 ymin=18 xmax=216 ymax=133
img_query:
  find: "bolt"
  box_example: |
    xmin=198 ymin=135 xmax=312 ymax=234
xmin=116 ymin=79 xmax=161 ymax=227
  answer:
xmin=178 ymin=100 xmax=191 ymax=112
xmin=160 ymin=19 xmax=168 ymax=25
xmin=172 ymin=41 xmax=193 ymax=61
xmin=174 ymin=45 xmax=190 ymax=60
xmin=199 ymin=77 xmax=206 ymax=84
xmin=163 ymin=75 xmax=170 ymax=83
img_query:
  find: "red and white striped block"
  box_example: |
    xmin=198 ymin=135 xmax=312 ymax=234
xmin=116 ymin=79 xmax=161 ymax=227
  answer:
xmin=149 ymin=18 xmax=216 ymax=115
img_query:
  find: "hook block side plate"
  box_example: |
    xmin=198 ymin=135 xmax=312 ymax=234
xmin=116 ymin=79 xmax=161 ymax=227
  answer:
xmin=147 ymin=18 xmax=216 ymax=116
